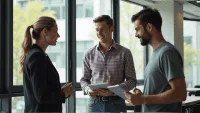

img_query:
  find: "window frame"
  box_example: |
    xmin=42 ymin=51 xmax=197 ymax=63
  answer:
xmin=120 ymin=0 xmax=147 ymax=85
xmin=0 ymin=0 xmax=148 ymax=112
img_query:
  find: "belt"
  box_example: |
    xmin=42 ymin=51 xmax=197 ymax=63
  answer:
xmin=96 ymin=96 xmax=121 ymax=102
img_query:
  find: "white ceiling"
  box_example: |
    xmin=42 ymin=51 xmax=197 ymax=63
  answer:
xmin=129 ymin=0 xmax=200 ymax=20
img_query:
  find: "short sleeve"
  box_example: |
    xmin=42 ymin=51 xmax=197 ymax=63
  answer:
xmin=160 ymin=49 xmax=184 ymax=81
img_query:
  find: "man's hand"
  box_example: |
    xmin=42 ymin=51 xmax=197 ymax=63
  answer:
xmin=132 ymin=87 xmax=142 ymax=94
xmin=88 ymin=89 xmax=99 ymax=97
xmin=124 ymin=88 xmax=144 ymax=105
xmin=62 ymin=82 xmax=73 ymax=97
xmin=98 ymin=88 xmax=113 ymax=96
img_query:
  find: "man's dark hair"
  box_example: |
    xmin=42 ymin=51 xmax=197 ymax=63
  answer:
xmin=131 ymin=8 xmax=162 ymax=32
xmin=93 ymin=15 xmax=113 ymax=26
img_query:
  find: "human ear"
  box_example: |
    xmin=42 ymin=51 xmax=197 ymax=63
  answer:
xmin=41 ymin=28 xmax=48 ymax=36
xmin=146 ymin=23 xmax=152 ymax=32
xmin=110 ymin=25 xmax=114 ymax=32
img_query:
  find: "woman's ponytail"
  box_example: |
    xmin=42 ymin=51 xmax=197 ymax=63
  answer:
xmin=20 ymin=25 xmax=33 ymax=72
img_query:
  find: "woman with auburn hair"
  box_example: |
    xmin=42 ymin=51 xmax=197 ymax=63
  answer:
xmin=20 ymin=16 xmax=73 ymax=112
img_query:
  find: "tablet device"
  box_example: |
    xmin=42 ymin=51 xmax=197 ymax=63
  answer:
xmin=88 ymin=83 xmax=108 ymax=90
xmin=108 ymin=84 xmax=127 ymax=100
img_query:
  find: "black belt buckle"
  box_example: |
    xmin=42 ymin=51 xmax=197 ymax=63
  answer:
xmin=101 ymin=96 xmax=109 ymax=102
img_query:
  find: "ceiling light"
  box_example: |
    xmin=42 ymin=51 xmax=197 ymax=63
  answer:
xmin=197 ymin=1 xmax=200 ymax=3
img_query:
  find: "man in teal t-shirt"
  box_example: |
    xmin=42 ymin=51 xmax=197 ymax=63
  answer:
xmin=124 ymin=8 xmax=187 ymax=112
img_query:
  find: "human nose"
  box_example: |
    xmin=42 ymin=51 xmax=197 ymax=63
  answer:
xmin=57 ymin=33 xmax=60 ymax=38
xmin=135 ymin=32 xmax=139 ymax=38
xmin=97 ymin=30 xmax=103 ymax=35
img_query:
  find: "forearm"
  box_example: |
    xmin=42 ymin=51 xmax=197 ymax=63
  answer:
xmin=123 ymin=49 xmax=137 ymax=91
xmin=143 ymin=88 xmax=186 ymax=104
xmin=120 ymin=77 xmax=137 ymax=91
xmin=80 ymin=78 xmax=91 ymax=94
xmin=60 ymin=90 xmax=66 ymax=103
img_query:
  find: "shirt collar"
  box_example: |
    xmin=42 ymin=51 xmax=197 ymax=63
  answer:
xmin=96 ymin=40 xmax=117 ymax=51
xmin=32 ymin=44 xmax=44 ymax=53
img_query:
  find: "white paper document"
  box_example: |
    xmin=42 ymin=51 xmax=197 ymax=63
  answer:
xmin=88 ymin=83 xmax=108 ymax=90
xmin=108 ymin=85 xmax=127 ymax=100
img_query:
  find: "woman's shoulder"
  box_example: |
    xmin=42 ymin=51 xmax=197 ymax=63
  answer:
xmin=25 ymin=47 xmax=46 ymax=62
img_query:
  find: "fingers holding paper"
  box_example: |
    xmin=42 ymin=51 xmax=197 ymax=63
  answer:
xmin=124 ymin=88 xmax=144 ymax=105
xmin=133 ymin=87 xmax=142 ymax=94
xmin=88 ymin=88 xmax=113 ymax=97
xmin=98 ymin=88 xmax=113 ymax=96
xmin=88 ymin=89 xmax=99 ymax=97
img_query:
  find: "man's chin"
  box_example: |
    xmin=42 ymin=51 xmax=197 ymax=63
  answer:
xmin=99 ymin=40 xmax=106 ymax=44
xmin=141 ymin=41 xmax=148 ymax=46
xmin=140 ymin=43 xmax=145 ymax=46
xmin=99 ymin=38 xmax=105 ymax=43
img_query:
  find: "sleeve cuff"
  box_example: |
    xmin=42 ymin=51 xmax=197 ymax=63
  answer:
xmin=85 ymin=86 xmax=91 ymax=95
xmin=60 ymin=91 xmax=66 ymax=103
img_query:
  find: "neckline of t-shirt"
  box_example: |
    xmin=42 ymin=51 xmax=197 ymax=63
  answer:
xmin=153 ymin=41 xmax=168 ymax=52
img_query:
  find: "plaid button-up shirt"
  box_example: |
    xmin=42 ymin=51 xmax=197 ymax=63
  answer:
xmin=80 ymin=41 xmax=137 ymax=94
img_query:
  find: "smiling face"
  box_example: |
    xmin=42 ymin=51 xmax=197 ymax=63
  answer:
xmin=95 ymin=21 xmax=113 ymax=43
xmin=44 ymin=22 xmax=60 ymax=46
xmin=134 ymin=20 xmax=152 ymax=46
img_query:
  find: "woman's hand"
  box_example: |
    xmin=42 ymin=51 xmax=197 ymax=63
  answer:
xmin=62 ymin=82 xmax=73 ymax=97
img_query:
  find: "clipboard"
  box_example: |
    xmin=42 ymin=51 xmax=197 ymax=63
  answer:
xmin=88 ymin=83 xmax=108 ymax=90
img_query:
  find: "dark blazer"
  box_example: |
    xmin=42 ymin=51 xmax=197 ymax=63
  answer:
xmin=23 ymin=44 xmax=65 ymax=112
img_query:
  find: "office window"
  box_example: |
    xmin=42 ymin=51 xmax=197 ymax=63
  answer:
xmin=51 ymin=6 xmax=60 ymax=19
xmin=76 ymin=0 xmax=111 ymax=82
xmin=12 ymin=97 xmax=24 ymax=113
xmin=76 ymin=91 xmax=90 ymax=113
xmin=76 ymin=0 xmax=94 ymax=18
xmin=84 ymin=3 xmax=93 ymax=17
xmin=12 ymin=97 xmax=66 ymax=113
xmin=76 ymin=41 xmax=93 ymax=68
xmin=76 ymin=0 xmax=111 ymax=111
xmin=62 ymin=6 xmax=66 ymax=19
xmin=13 ymin=0 xmax=67 ymax=85
xmin=183 ymin=20 xmax=200 ymax=88
xmin=77 ymin=4 xmax=84 ymax=18
xmin=120 ymin=1 xmax=144 ymax=80
xmin=13 ymin=0 xmax=67 ymax=112
xmin=184 ymin=36 xmax=192 ymax=45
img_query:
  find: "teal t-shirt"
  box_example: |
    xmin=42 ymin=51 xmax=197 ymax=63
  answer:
xmin=142 ymin=42 xmax=184 ymax=112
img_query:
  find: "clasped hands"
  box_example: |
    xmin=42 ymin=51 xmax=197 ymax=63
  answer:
xmin=61 ymin=82 xmax=73 ymax=97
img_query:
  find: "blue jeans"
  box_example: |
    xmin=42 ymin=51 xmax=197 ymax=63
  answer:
xmin=87 ymin=96 xmax=127 ymax=113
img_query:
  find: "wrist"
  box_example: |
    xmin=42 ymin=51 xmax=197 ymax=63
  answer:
xmin=142 ymin=95 xmax=146 ymax=104
xmin=86 ymin=87 xmax=91 ymax=95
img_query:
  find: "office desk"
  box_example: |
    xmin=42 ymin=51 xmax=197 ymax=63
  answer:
xmin=126 ymin=96 xmax=200 ymax=112
xmin=182 ymin=96 xmax=200 ymax=106
xmin=182 ymin=96 xmax=200 ymax=113
xmin=187 ymin=88 xmax=200 ymax=93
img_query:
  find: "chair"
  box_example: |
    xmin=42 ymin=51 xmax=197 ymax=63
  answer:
xmin=195 ymin=90 xmax=200 ymax=96
xmin=193 ymin=90 xmax=200 ymax=113
xmin=188 ymin=85 xmax=200 ymax=96
xmin=194 ymin=85 xmax=200 ymax=88
xmin=188 ymin=92 xmax=195 ymax=96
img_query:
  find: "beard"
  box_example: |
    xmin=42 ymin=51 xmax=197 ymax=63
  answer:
xmin=140 ymin=36 xmax=150 ymax=45
xmin=140 ymin=29 xmax=152 ymax=46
